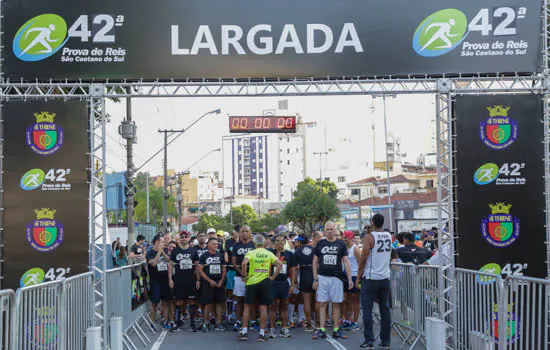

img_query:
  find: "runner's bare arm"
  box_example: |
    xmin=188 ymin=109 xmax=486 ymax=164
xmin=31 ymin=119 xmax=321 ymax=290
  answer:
xmin=233 ymin=255 xmax=243 ymax=276
xmin=270 ymin=259 xmax=283 ymax=281
xmin=241 ymin=257 xmax=250 ymax=281
xmin=357 ymin=234 xmax=374 ymax=281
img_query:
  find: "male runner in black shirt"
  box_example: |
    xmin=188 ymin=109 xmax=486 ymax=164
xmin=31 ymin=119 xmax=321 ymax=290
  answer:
xmin=198 ymin=238 xmax=227 ymax=331
xmin=396 ymin=233 xmax=433 ymax=265
xmin=312 ymin=222 xmax=353 ymax=340
xmin=169 ymin=234 xmax=199 ymax=331
xmin=224 ymin=226 xmax=240 ymax=316
xmin=268 ymin=235 xmax=297 ymax=338
xmin=231 ymin=225 xmax=255 ymax=331
xmin=147 ymin=235 xmax=171 ymax=329
xmin=129 ymin=234 xmax=146 ymax=260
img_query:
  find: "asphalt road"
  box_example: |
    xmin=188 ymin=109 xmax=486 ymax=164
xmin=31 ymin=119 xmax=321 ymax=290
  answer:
xmin=152 ymin=325 xmax=412 ymax=350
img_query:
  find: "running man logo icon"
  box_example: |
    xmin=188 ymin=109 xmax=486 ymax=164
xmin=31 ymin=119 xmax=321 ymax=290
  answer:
xmin=13 ymin=14 xmax=68 ymax=62
xmin=474 ymin=163 xmax=499 ymax=185
xmin=20 ymin=169 xmax=46 ymax=190
xmin=413 ymin=9 xmax=469 ymax=57
xmin=20 ymin=268 xmax=46 ymax=287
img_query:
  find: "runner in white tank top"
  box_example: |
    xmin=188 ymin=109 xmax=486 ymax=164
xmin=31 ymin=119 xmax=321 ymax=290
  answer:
xmin=342 ymin=231 xmax=361 ymax=331
xmin=364 ymin=231 xmax=392 ymax=280
xmin=357 ymin=214 xmax=392 ymax=349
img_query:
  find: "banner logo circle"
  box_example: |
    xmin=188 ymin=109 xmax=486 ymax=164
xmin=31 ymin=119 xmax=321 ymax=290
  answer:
xmin=13 ymin=14 xmax=69 ymax=62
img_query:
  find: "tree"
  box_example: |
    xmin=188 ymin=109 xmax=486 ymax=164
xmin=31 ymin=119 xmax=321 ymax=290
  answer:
xmin=192 ymin=214 xmax=232 ymax=233
xmin=249 ymin=214 xmax=287 ymax=233
xmin=298 ymin=177 xmax=339 ymax=199
xmin=282 ymin=180 xmax=340 ymax=234
xmin=134 ymin=186 xmax=176 ymax=225
xmin=225 ymin=204 xmax=258 ymax=227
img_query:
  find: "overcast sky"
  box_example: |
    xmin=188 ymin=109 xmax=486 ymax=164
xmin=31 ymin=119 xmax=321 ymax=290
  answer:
xmin=104 ymin=93 xmax=436 ymax=179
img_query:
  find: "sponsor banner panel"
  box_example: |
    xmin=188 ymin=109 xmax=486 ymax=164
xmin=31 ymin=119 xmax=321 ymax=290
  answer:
xmin=3 ymin=101 xmax=89 ymax=290
xmin=454 ymin=94 xmax=546 ymax=279
xmin=2 ymin=0 xmax=541 ymax=81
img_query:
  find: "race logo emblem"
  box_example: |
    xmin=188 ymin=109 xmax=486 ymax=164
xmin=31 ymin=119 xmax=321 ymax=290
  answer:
xmin=476 ymin=263 xmax=501 ymax=285
xmin=20 ymin=267 xmax=46 ymax=287
xmin=474 ymin=163 xmax=499 ymax=185
xmin=26 ymin=208 xmax=64 ymax=252
xmin=26 ymin=306 xmax=59 ymax=349
xmin=13 ymin=14 xmax=68 ymax=62
xmin=480 ymin=105 xmax=518 ymax=150
xmin=481 ymin=203 xmax=520 ymax=248
xmin=20 ymin=169 xmax=46 ymax=190
xmin=26 ymin=112 xmax=64 ymax=155
xmin=413 ymin=9 xmax=468 ymax=57
xmin=491 ymin=304 xmax=520 ymax=345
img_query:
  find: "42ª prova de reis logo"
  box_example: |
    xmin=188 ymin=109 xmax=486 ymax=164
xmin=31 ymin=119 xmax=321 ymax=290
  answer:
xmin=13 ymin=13 xmax=126 ymax=63
xmin=26 ymin=208 xmax=64 ymax=252
xmin=480 ymin=105 xmax=518 ymax=150
xmin=26 ymin=111 xmax=64 ymax=156
xmin=481 ymin=202 xmax=520 ymax=248
xmin=413 ymin=7 xmax=529 ymax=57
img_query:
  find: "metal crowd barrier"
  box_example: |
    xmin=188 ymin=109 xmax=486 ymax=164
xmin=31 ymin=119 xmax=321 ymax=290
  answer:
xmin=498 ymin=275 xmax=550 ymax=350
xmin=389 ymin=263 xmax=442 ymax=349
xmin=455 ymin=268 xmax=503 ymax=350
xmin=63 ymin=272 xmax=94 ymax=350
xmin=105 ymin=262 xmax=155 ymax=350
xmin=0 ymin=290 xmax=15 ymax=350
xmin=14 ymin=279 xmax=65 ymax=350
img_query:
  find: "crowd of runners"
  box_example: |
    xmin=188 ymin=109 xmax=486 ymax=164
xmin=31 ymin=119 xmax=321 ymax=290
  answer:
xmin=126 ymin=214 xmax=442 ymax=349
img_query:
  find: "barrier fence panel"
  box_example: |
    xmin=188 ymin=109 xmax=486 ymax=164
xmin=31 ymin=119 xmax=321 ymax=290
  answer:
xmin=455 ymin=268 xmax=502 ymax=350
xmin=63 ymin=272 xmax=94 ymax=350
xmin=14 ymin=280 xmax=65 ymax=350
xmin=0 ymin=290 xmax=15 ymax=350
xmin=416 ymin=265 xmax=442 ymax=335
xmin=500 ymin=275 xmax=550 ymax=350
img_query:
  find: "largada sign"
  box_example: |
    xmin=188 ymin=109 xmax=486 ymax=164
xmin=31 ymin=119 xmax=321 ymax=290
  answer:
xmin=2 ymin=0 xmax=541 ymax=81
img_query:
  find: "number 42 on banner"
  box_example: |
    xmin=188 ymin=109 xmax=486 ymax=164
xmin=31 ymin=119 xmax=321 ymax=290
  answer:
xmin=68 ymin=15 xmax=125 ymax=43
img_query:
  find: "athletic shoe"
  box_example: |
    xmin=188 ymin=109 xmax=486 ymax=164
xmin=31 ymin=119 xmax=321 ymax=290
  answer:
xmin=341 ymin=321 xmax=351 ymax=331
xmin=280 ymin=328 xmax=291 ymax=338
xmin=378 ymin=345 xmax=390 ymax=350
xmin=251 ymin=321 xmax=260 ymax=331
xmin=238 ymin=331 xmax=248 ymax=341
xmin=215 ymin=324 xmax=225 ymax=331
xmin=170 ymin=325 xmax=181 ymax=332
xmin=298 ymin=320 xmax=306 ymax=328
xmin=257 ymin=334 xmax=268 ymax=342
xmin=289 ymin=321 xmax=296 ymax=328
xmin=304 ymin=324 xmax=315 ymax=332
xmin=312 ymin=329 xmax=327 ymax=340
xmin=359 ymin=342 xmax=374 ymax=349
xmin=269 ymin=328 xmax=277 ymax=338
xmin=349 ymin=322 xmax=360 ymax=331
xmin=332 ymin=329 xmax=348 ymax=340
xmin=190 ymin=321 xmax=198 ymax=332
xmin=201 ymin=324 xmax=208 ymax=332
xmin=176 ymin=320 xmax=184 ymax=328
xmin=163 ymin=322 xmax=172 ymax=330
xmin=233 ymin=321 xmax=242 ymax=332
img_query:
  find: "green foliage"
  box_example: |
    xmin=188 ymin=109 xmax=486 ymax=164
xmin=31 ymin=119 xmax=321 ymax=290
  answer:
xmin=298 ymin=177 xmax=339 ymax=199
xmin=133 ymin=172 xmax=176 ymax=225
xmin=282 ymin=179 xmax=340 ymax=234
xmin=225 ymin=204 xmax=258 ymax=227
xmin=193 ymin=214 xmax=233 ymax=233
xmin=249 ymin=213 xmax=287 ymax=233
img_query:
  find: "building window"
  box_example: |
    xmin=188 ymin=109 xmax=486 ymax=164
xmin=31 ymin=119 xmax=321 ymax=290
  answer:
xmin=287 ymin=160 xmax=290 ymax=165
xmin=244 ymin=187 xmax=251 ymax=195
xmin=338 ymin=176 xmax=346 ymax=183
xmin=244 ymin=168 xmax=251 ymax=176
xmin=244 ymin=159 xmax=250 ymax=166
xmin=244 ymin=177 xmax=251 ymax=185
xmin=244 ymin=149 xmax=250 ymax=157
xmin=243 ymin=139 xmax=250 ymax=147
xmin=379 ymin=187 xmax=388 ymax=194
xmin=426 ymin=180 xmax=434 ymax=189
xmin=287 ymin=149 xmax=290 ymax=154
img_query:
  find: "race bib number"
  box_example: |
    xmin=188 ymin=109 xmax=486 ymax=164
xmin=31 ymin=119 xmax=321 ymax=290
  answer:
xmin=281 ymin=264 xmax=287 ymax=275
xmin=157 ymin=262 xmax=168 ymax=271
xmin=323 ymin=255 xmax=337 ymax=266
xmin=209 ymin=265 xmax=221 ymax=275
xmin=180 ymin=259 xmax=193 ymax=270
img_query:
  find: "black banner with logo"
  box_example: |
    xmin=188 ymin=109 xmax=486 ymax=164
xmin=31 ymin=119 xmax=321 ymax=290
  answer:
xmin=2 ymin=0 xmax=542 ymax=81
xmin=454 ymin=94 xmax=546 ymax=279
xmin=2 ymin=101 xmax=89 ymax=290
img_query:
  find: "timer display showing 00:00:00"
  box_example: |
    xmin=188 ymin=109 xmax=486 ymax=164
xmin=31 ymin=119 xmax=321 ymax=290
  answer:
xmin=229 ymin=116 xmax=296 ymax=132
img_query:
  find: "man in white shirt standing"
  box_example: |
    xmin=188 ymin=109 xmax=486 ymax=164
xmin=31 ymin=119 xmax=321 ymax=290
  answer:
xmin=357 ymin=214 xmax=392 ymax=350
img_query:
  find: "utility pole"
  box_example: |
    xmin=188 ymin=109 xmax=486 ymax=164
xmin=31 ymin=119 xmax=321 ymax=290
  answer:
xmin=177 ymin=175 xmax=183 ymax=231
xmin=119 ymin=90 xmax=137 ymax=245
xmin=146 ymin=173 xmax=150 ymax=224
xmin=158 ymin=129 xmax=185 ymax=233
xmin=313 ymin=151 xmax=328 ymax=180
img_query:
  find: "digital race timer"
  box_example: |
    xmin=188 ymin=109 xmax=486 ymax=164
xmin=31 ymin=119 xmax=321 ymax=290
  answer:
xmin=229 ymin=116 xmax=297 ymax=133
